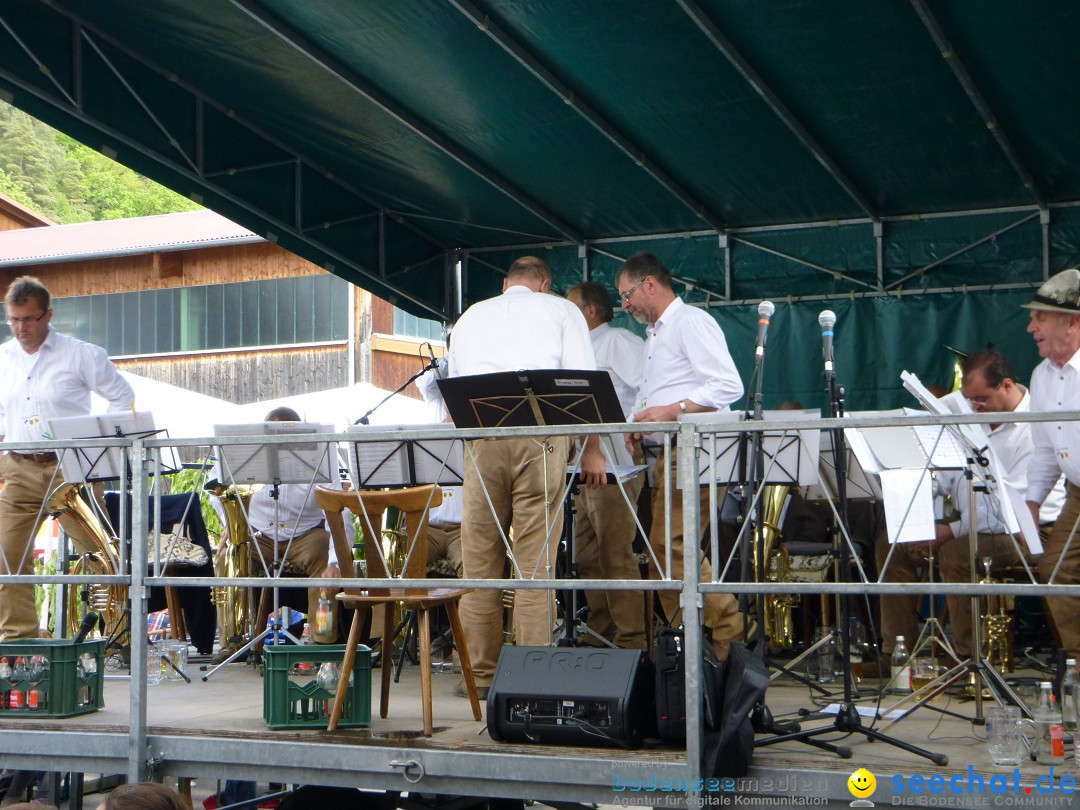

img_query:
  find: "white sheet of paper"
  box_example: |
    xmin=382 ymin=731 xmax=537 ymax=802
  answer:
xmin=910 ymin=423 xmax=969 ymax=469
xmin=1004 ymin=481 xmax=1043 ymax=555
xmin=880 ymin=468 xmax=936 ymax=543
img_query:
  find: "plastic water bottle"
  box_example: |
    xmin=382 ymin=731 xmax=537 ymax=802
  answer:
xmin=1035 ymin=680 xmax=1066 ymax=765
xmin=1063 ymin=659 xmax=1078 ymax=733
xmin=891 ymin=636 xmax=912 ymax=695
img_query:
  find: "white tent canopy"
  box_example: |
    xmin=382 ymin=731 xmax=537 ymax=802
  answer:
xmin=91 ymin=371 xmax=243 ymax=439
xmin=92 ymin=375 xmax=433 ymax=440
xmin=232 ymin=381 xmax=433 ymax=431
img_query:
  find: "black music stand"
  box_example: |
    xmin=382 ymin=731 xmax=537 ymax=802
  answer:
xmin=437 ymin=369 xmax=626 ymax=645
xmin=45 ymin=411 xmax=177 ymax=654
xmin=201 ymin=422 xmax=336 ymax=681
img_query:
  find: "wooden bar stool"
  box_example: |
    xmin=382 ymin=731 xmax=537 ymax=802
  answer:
xmin=315 ymin=484 xmax=482 ymax=735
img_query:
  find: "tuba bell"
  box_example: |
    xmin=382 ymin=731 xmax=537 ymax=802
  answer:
xmin=46 ymin=482 xmax=127 ymax=644
xmin=210 ymin=486 xmax=253 ymax=648
xmin=756 ymin=485 xmax=798 ymax=653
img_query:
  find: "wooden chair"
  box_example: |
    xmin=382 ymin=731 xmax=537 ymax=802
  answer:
xmin=315 ymin=484 xmax=482 ymax=735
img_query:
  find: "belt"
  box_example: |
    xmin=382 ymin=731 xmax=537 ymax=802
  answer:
xmin=13 ymin=452 xmax=57 ymax=464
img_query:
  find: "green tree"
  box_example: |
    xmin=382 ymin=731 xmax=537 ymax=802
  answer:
xmin=0 ymin=100 xmax=200 ymax=223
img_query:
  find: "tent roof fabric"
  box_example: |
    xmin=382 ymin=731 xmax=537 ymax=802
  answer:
xmin=0 ymin=209 xmax=262 ymax=267
xmin=2 ymin=1 xmax=1078 ymax=316
xmin=1 ymin=2 xmax=1078 ymax=407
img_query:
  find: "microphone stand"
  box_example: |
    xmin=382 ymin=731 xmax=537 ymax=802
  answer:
xmin=755 ymin=352 xmax=948 ymax=765
xmin=354 ymin=357 xmax=440 ymax=426
xmin=742 ymin=314 xmax=838 ymax=749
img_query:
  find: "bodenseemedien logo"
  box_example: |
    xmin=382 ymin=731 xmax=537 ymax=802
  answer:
xmin=848 ymin=767 xmax=876 ymax=807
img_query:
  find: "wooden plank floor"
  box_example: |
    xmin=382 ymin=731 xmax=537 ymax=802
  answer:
xmin=0 ymin=655 xmax=1070 ymax=805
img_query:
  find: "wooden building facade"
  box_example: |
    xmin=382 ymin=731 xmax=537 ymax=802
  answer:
xmin=0 ymin=199 xmax=443 ymax=406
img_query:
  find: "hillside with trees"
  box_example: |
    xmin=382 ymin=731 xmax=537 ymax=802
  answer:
xmin=0 ymin=99 xmax=200 ymax=223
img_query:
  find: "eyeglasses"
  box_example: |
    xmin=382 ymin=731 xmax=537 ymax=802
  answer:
xmin=6 ymin=310 xmax=49 ymax=327
xmin=619 ymin=278 xmax=646 ymax=303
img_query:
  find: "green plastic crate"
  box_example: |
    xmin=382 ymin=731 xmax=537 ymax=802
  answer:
xmin=0 ymin=638 xmax=105 ymax=718
xmin=263 ymin=643 xmax=371 ymax=729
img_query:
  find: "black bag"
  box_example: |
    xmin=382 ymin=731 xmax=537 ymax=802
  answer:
xmin=653 ymin=628 xmax=768 ymax=778
xmin=654 ymin=626 xmax=724 ymax=740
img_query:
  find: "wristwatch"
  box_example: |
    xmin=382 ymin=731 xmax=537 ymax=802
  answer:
xmin=678 ymin=400 xmax=688 ymax=414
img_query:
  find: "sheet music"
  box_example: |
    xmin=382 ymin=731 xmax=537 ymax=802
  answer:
xmin=910 ymin=422 xmax=970 ymax=469
xmin=1003 ymin=481 xmax=1043 ymax=555
xmin=687 ymin=409 xmax=820 ymax=487
xmin=46 ymin=411 xmax=174 ymax=482
xmin=346 ymin=424 xmax=464 ymax=487
xmin=880 ymin=468 xmax=935 ymax=543
xmin=214 ymin=422 xmax=335 ymax=485
xmin=901 ymin=369 xmax=989 ymax=452
xmin=807 ymin=427 xmax=882 ymax=501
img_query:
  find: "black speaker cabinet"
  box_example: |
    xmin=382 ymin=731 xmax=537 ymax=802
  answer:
xmin=487 ymin=646 xmax=654 ymax=747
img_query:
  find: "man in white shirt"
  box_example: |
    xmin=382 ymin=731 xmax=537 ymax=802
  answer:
xmin=616 ymin=253 xmax=747 ymax=658
xmin=566 ymin=281 xmax=647 ymax=650
xmin=446 ymin=256 xmax=605 ymax=695
xmin=0 ymin=276 xmax=135 ymax=641
xmin=933 ymin=349 xmax=1064 ymax=659
xmin=212 ymin=407 xmax=334 ymax=662
xmin=1023 ymin=268 xmax=1080 ymax=658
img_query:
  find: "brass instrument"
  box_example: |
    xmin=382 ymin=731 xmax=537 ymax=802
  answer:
xmin=211 ymin=487 xmax=253 ymax=648
xmin=979 ymin=556 xmax=1013 ymax=672
xmin=46 ymin=483 xmax=127 ymax=642
xmin=757 ymin=485 xmax=797 ymax=653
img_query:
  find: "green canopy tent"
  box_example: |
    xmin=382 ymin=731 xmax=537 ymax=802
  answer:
xmin=2 ymin=0 xmax=1078 ymax=408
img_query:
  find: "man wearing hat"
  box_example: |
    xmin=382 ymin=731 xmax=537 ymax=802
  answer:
xmin=1025 ymin=267 xmax=1080 ymax=657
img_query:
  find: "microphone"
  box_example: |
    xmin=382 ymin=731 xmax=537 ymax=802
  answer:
xmin=419 ymin=342 xmax=441 ymax=375
xmin=819 ymin=310 xmax=836 ymax=377
xmin=755 ymin=301 xmax=775 ymax=360
xmin=72 ymin=611 xmax=101 ymax=644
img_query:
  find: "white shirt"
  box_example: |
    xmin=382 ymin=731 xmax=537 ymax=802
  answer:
xmin=1028 ymin=349 xmax=1080 ymax=506
xmin=0 ymin=326 xmax=134 ymax=444
xmin=416 ymin=357 xmax=448 ymax=422
xmin=632 ymin=297 xmax=743 ymax=416
xmin=429 ymin=484 xmax=462 ymax=527
xmin=247 ymin=483 xmax=327 ymax=542
xmin=940 ymin=388 xmax=1065 ymax=537
xmin=590 ymin=323 xmax=644 ymax=419
xmin=447 ymin=285 xmax=596 ymax=377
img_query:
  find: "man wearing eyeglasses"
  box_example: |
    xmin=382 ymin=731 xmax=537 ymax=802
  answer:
xmin=0 ymin=276 xmax=134 ymax=641
xmin=890 ymin=349 xmax=1063 ymax=663
xmin=616 ymin=252 xmax=747 ymax=659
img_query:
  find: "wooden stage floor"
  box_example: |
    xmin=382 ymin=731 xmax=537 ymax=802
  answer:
xmin=0 ymin=654 xmax=1075 ymax=808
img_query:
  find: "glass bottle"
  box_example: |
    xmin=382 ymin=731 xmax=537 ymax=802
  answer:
xmin=315 ymin=590 xmax=333 ymax=639
xmin=891 ymin=636 xmax=912 ymax=695
xmin=1035 ymin=680 xmax=1066 ymax=765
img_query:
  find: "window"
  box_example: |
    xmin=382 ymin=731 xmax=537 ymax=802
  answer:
xmin=3 ymin=275 xmax=350 ymax=355
xmin=393 ymin=307 xmax=443 ymax=341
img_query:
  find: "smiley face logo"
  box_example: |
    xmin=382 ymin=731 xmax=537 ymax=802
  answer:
xmin=848 ymin=768 xmax=876 ymax=799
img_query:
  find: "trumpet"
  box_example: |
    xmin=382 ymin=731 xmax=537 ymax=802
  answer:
xmin=211 ymin=486 xmax=253 ymax=648
xmin=980 ymin=556 xmax=1013 ymax=672
xmin=756 ymin=485 xmax=798 ymax=653
xmin=47 ymin=482 xmax=127 ymax=643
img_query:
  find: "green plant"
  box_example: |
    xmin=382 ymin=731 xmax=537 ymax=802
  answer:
xmin=166 ymin=462 xmax=223 ymax=540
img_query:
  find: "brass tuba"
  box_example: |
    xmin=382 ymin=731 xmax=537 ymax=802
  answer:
xmin=756 ymin=485 xmax=798 ymax=653
xmin=46 ymin=482 xmax=127 ymax=642
xmin=211 ymin=486 xmax=253 ymax=648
